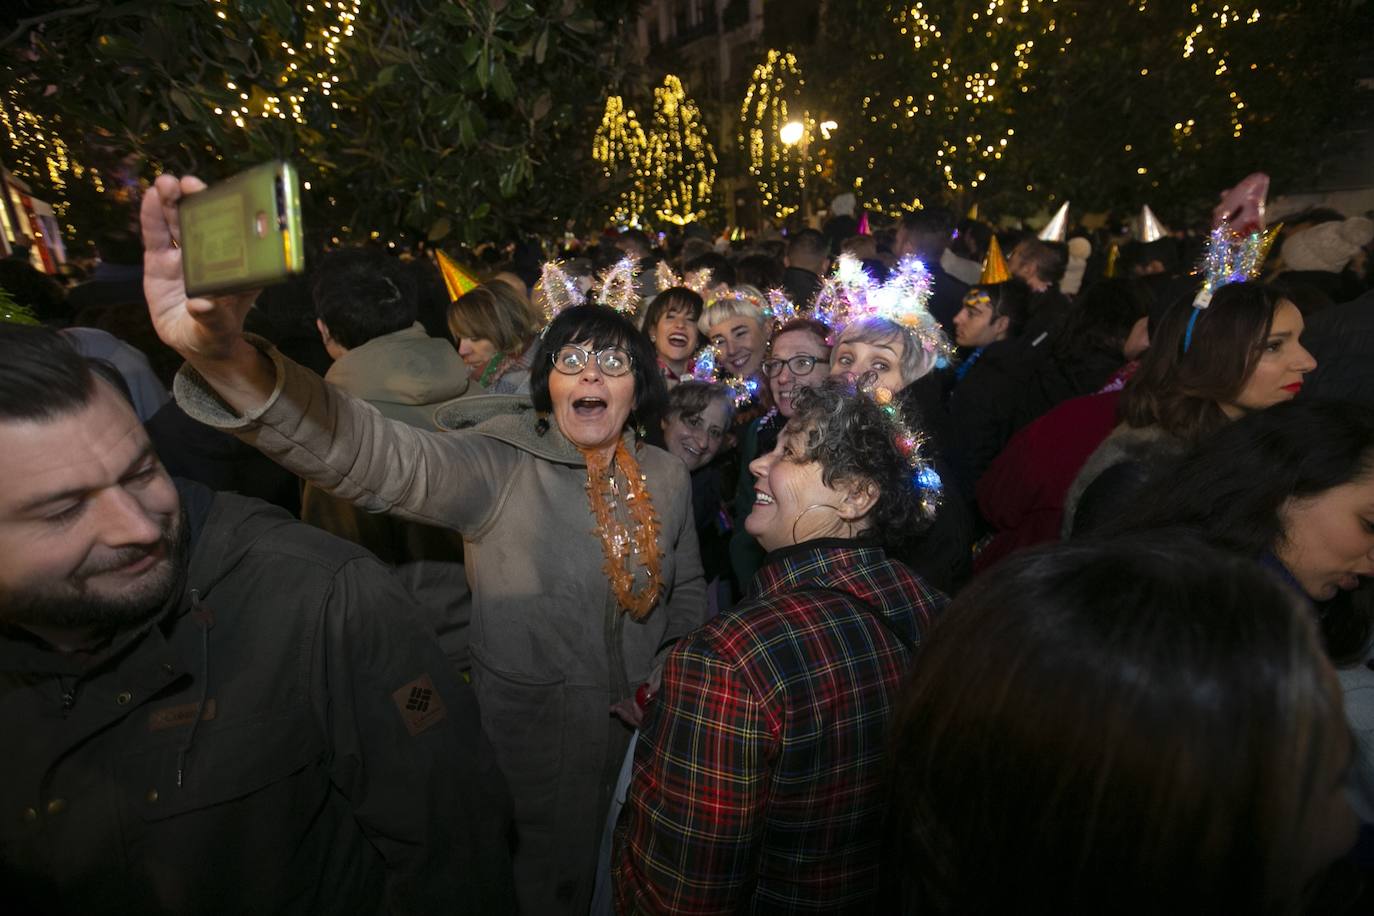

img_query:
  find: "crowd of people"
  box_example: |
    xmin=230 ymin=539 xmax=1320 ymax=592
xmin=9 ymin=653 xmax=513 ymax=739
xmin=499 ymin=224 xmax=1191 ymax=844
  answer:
xmin=1 ymin=168 xmax=1373 ymax=914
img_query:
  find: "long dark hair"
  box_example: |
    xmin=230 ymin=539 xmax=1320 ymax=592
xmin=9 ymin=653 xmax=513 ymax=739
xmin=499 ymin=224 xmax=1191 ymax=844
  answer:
xmin=1108 ymin=398 xmax=1374 ymax=663
xmin=1120 ymin=281 xmax=1280 ymax=443
xmin=889 ymin=535 xmax=1347 ymax=914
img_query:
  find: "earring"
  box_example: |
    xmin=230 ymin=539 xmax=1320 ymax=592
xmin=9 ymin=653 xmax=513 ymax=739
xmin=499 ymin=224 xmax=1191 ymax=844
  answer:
xmin=535 ymin=412 xmax=550 ymax=436
xmin=791 ymin=503 xmax=842 ymax=546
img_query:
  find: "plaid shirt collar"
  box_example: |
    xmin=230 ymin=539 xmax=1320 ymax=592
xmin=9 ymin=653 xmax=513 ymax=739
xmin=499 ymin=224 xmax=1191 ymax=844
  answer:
xmin=753 ymin=537 xmax=886 ymax=598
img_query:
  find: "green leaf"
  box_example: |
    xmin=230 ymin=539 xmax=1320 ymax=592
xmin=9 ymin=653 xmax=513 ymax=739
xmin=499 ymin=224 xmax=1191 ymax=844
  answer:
xmin=534 ymin=28 xmax=548 ymax=65
xmin=169 ymin=88 xmax=198 ymax=121
xmin=428 ymin=216 xmax=451 ymax=241
xmin=375 ymin=65 xmax=398 ymax=88
xmin=531 ymin=92 xmax=552 ymax=122
xmin=491 ymin=62 xmax=515 ymax=101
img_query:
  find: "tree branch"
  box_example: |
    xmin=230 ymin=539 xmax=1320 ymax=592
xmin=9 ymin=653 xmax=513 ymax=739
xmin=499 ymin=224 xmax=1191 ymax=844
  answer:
xmin=1 ymin=4 xmax=102 ymax=51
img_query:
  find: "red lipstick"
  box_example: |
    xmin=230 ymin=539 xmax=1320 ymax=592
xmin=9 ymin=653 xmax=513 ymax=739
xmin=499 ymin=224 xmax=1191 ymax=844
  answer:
xmin=1282 ymin=382 xmax=1304 ymax=393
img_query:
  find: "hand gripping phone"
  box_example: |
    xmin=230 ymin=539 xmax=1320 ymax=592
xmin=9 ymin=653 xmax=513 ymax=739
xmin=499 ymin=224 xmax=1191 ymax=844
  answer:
xmin=179 ymin=160 xmax=305 ymax=296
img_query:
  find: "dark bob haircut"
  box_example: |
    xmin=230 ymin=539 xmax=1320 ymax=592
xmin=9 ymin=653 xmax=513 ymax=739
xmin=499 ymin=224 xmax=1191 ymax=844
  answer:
xmin=890 ymin=534 xmax=1347 ymax=914
xmin=786 ymin=377 xmax=935 ymax=550
xmin=1109 ymin=398 xmax=1374 ymax=664
xmin=640 ymin=286 xmax=704 ymax=336
xmin=530 ymin=304 xmax=668 ymax=422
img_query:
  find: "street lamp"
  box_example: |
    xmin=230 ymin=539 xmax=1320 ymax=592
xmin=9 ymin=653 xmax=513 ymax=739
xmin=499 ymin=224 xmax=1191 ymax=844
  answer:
xmin=778 ymin=117 xmax=837 ymax=225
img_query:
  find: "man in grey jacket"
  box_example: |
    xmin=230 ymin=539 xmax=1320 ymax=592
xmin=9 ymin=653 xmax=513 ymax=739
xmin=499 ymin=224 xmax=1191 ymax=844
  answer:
xmin=0 ymin=324 xmax=515 ymax=915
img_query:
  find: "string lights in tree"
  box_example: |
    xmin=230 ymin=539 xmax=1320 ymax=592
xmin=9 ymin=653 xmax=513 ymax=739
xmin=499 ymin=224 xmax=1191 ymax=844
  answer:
xmin=643 ymin=75 xmax=716 ymax=226
xmin=206 ymin=0 xmax=361 ymax=130
xmin=0 ymin=89 xmax=102 ymax=231
xmin=740 ymin=49 xmax=810 ymax=220
xmin=844 ymin=0 xmax=1066 ymax=216
xmin=592 ymin=95 xmax=649 ymax=226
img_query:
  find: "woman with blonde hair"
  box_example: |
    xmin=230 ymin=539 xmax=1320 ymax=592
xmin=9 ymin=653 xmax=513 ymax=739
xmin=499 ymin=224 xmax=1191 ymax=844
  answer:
xmin=447 ymin=280 xmax=545 ymax=393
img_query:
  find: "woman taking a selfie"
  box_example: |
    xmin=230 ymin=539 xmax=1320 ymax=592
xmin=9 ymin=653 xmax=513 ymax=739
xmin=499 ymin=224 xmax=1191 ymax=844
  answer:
xmin=140 ymin=174 xmax=706 ymax=916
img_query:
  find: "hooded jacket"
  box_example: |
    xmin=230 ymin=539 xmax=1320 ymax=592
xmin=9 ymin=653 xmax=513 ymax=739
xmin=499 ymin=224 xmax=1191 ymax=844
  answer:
xmin=303 ymin=322 xmax=473 ymax=668
xmin=0 ymin=480 xmax=515 ymax=915
xmin=172 ymin=344 xmax=707 ymax=916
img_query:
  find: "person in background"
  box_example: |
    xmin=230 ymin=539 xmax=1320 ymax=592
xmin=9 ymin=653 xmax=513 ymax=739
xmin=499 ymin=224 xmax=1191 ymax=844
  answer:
xmin=0 ymin=324 xmax=516 ymax=914
xmin=731 ymin=317 xmax=833 ymax=589
xmin=304 ymin=246 xmax=473 ymax=671
xmin=893 ymin=208 xmax=967 ymax=331
xmin=660 ymin=381 xmax=736 ymax=610
xmin=1007 ymin=237 xmax=1071 ymax=349
xmin=1066 ymin=282 xmax=1316 ymax=535
xmin=640 ymin=286 xmax=704 ymax=384
xmin=890 ymin=535 xmax=1357 ymax=914
xmin=945 ymin=278 xmax=1033 ymax=507
xmin=682 ymin=252 xmax=735 ymax=300
xmin=734 ymin=252 xmax=785 ymax=296
xmin=447 ymin=280 xmax=544 ymax=394
xmin=1106 ymin=400 xmax=1374 ymax=830
xmin=615 ymin=379 xmax=945 ymax=914
xmin=781 ymin=228 xmax=830 ymax=310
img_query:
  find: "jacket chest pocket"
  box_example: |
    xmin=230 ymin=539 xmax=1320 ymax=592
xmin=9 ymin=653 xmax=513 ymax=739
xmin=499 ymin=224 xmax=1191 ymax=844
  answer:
xmin=117 ymin=711 xmax=327 ymax=822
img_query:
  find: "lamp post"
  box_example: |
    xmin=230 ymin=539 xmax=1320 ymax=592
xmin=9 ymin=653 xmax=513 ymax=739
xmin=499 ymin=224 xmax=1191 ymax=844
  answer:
xmin=779 ymin=116 xmax=837 ymax=226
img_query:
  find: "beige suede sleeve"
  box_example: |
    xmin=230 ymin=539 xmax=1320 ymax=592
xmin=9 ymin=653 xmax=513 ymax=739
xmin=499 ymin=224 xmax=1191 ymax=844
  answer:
xmin=173 ymin=338 xmax=506 ymax=534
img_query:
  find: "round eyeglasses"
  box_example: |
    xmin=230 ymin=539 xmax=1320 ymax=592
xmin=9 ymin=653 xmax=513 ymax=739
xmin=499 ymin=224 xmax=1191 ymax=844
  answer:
xmin=551 ymin=344 xmax=634 ymax=377
xmin=760 ymin=354 xmax=829 ymax=378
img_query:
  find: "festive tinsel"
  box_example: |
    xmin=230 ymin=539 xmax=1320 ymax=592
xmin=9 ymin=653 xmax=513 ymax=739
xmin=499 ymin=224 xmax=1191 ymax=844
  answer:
xmin=685 ymin=343 xmax=762 ymax=407
xmin=1183 ymin=220 xmax=1280 ymax=352
xmin=813 ymin=254 xmax=953 ymax=369
xmin=869 ymin=385 xmax=942 ymax=522
xmin=535 ymin=260 xmax=584 ymax=323
xmin=594 ymin=256 xmax=642 ymax=316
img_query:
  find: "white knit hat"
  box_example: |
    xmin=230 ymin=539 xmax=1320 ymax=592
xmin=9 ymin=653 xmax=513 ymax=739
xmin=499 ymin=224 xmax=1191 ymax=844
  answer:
xmin=1281 ymin=217 xmax=1374 ymax=273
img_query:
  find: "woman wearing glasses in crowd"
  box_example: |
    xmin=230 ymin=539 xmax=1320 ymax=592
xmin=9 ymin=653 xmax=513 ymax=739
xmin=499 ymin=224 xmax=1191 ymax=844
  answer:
xmin=139 ymin=176 xmax=706 ymax=916
xmin=730 ymin=317 xmax=832 ymax=588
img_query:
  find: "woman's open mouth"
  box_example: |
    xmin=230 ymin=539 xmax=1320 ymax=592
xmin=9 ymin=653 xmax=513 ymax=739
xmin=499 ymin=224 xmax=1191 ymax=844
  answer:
xmin=667 ymin=333 xmax=691 ymax=349
xmin=572 ymin=397 xmax=607 ymax=417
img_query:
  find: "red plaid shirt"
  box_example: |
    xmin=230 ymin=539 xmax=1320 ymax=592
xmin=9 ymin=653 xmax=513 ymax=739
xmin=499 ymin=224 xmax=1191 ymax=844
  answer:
xmin=613 ymin=539 xmax=944 ymax=914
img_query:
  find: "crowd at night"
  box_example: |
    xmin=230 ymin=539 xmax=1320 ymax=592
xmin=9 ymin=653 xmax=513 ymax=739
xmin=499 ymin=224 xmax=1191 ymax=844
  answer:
xmin=2 ymin=1 xmax=1374 ymax=914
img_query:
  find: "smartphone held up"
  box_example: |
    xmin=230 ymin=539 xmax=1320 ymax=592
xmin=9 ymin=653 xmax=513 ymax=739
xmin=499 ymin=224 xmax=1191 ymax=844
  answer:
xmin=179 ymin=161 xmax=305 ymax=297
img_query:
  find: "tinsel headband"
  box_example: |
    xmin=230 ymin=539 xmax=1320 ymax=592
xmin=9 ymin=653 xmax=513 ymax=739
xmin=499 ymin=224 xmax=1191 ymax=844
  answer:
xmin=867 ymin=384 xmax=943 ymax=522
xmin=535 ymin=256 xmax=643 ymax=325
xmin=813 ymin=254 xmax=954 ymax=370
xmin=683 ymin=343 xmax=763 ymax=408
xmin=1183 ymin=222 xmax=1280 ymax=352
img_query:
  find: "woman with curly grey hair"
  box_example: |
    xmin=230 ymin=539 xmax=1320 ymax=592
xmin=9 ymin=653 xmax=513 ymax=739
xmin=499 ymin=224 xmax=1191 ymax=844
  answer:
xmin=614 ymin=377 xmax=946 ymax=913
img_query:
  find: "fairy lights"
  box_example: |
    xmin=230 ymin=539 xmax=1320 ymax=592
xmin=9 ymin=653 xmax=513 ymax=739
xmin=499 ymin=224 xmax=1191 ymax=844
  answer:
xmin=739 ymin=50 xmax=812 ymax=219
xmin=644 ymin=75 xmax=716 ymax=226
xmin=593 ymin=96 xmax=649 ymax=225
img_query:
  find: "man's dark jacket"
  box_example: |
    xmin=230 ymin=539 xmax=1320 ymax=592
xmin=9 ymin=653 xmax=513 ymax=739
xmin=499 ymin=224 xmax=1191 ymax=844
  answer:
xmin=0 ymin=481 xmax=516 ymax=915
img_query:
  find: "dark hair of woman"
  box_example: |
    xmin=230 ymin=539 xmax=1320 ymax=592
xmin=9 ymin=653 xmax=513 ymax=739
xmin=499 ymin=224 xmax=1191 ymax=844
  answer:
xmin=1120 ymin=281 xmax=1280 ymax=443
xmin=640 ymin=286 xmax=704 ymax=334
xmin=734 ymin=253 xmax=785 ymax=292
xmin=889 ymin=535 xmax=1350 ymax=915
xmin=530 ymin=304 xmax=667 ymax=422
xmin=787 ymin=378 xmax=935 ymax=550
xmin=1106 ymin=398 xmax=1374 ymax=664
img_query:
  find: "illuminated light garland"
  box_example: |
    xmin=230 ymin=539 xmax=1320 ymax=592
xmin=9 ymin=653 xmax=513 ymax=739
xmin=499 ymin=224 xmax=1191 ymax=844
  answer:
xmin=643 ymin=75 xmax=716 ymax=226
xmin=592 ymin=96 xmax=649 ymax=226
xmin=739 ymin=49 xmax=811 ymax=220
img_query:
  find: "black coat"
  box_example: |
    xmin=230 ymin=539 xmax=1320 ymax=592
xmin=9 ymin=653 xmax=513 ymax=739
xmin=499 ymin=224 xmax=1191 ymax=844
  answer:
xmin=0 ymin=481 xmax=516 ymax=915
xmin=1303 ymin=290 xmax=1374 ymax=408
xmin=945 ymin=339 xmax=1034 ymax=509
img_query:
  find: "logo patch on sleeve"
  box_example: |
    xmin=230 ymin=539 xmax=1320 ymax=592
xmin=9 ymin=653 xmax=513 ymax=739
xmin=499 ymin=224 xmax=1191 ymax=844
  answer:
xmin=391 ymin=674 xmax=448 ymax=736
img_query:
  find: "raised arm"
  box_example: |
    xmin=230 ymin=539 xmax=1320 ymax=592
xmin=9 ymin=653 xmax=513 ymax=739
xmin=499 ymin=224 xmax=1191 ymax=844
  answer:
xmin=142 ymin=173 xmax=504 ymax=532
xmin=140 ymin=174 xmax=277 ymax=413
